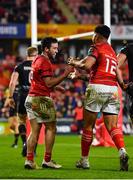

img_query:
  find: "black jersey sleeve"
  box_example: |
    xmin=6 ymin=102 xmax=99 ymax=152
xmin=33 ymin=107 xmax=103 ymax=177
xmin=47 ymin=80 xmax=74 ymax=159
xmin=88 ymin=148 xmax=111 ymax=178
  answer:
xmin=120 ymin=46 xmax=128 ymax=56
xmin=14 ymin=63 xmax=22 ymax=74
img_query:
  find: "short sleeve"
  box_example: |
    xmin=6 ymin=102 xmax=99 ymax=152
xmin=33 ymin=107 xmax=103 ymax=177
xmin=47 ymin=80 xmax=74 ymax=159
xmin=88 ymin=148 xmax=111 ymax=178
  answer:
xmin=14 ymin=64 xmax=21 ymax=73
xmin=88 ymin=45 xmax=98 ymax=59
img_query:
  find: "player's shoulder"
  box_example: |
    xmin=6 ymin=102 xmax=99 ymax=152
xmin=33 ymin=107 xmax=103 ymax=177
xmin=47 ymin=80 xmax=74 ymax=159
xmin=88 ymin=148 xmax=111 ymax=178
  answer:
xmin=17 ymin=60 xmax=29 ymax=68
xmin=91 ymin=42 xmax=108 ymax=53
xmin=95 ymin=42 xmax=109 ymax=48
xmin=14 ymin=61 xmax=24 ymax=70
xmin=90 ymin=44 xmax=97 ymax=49
xmin=23 ymin=60 xmax=32 ymax=65
xmin=34 ymin=55 xmax=49 ymax=62
xmin=16 ymin=61 xmax=23 ymax=67
xmin=88 ymin=44 xmax=97 ymax=54
xmin=33 ymin=55 xmax=51 ymax=67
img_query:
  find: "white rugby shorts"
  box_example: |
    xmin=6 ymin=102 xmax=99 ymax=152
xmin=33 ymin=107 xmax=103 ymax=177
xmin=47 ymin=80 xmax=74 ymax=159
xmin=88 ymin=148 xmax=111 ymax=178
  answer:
xmin=84 ymin=84 xmax=120 ymax=114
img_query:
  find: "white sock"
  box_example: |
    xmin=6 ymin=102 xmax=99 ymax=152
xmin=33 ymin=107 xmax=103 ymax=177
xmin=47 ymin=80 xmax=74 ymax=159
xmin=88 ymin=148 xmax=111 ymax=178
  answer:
xmin=81 ymin=156 xmax=88 ymax=160
xmin=119 ymin=148 xmax=126 ymax=157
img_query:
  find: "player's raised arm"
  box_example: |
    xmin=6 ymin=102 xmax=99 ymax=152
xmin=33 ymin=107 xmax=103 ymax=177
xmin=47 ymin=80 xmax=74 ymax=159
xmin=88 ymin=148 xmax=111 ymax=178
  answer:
xmin=67 ymin=57 xmax=87 ymax=68
xmin=67 ymin=54 xmax=96 ymax=70
xmin=43 ymin=65 xmax=74 ymax=88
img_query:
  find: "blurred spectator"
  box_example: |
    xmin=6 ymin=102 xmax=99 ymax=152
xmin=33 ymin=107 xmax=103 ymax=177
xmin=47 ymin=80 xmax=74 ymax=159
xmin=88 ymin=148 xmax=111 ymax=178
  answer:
xmin=0 ymin=0 xmax=133 ymax=25
xmin=73 ymin=100 xmax=83 ymax=134
xmin=65 ymin=0 xmax=103 ymax=24
xmin=111 ymin=0 xmax=133 ymax=24
xmin=0 ymin=48 xmax=4 ymax=61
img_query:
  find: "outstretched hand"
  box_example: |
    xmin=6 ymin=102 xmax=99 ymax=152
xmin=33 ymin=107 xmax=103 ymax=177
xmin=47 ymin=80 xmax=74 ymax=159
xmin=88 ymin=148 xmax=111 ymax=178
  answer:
xmin=67 ymin=57 xmax=80 ymax=66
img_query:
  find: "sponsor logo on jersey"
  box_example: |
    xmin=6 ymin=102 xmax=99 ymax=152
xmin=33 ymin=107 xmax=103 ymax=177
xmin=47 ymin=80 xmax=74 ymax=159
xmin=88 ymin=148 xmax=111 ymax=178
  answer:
xmin=24 ymin=66 xmax=32 ymax=70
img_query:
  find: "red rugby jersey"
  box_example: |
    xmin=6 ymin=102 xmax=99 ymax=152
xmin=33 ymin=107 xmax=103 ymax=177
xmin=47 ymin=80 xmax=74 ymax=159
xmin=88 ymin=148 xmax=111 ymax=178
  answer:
xmin=29 ymin=55 xmax=53 ymax=96
xmin=88 ymin=42 xmax=118 ymax=86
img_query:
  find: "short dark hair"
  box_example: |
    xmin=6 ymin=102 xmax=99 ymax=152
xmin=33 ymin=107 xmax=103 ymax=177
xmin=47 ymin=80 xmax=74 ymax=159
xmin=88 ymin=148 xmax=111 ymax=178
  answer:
xmin=94 ymin=25 xmax=111 ymax=39
xmin=41 ymin=37 xmax=58 ymax=51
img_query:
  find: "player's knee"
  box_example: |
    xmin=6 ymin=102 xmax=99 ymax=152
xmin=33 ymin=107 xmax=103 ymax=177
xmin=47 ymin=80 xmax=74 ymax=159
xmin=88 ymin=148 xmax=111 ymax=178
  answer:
xmin=10 ymin=125 xmax=15 ymax=131
xmin=29 ymin=132 xmax=38 ymax=144
xmin=107 ymin=123 xmax=117 ymax=132
xmin=46 ymin=125 xmax=56 ymax=134
xmin=18 ymin=124 xmax=26 ymax=134
xmin=32 ymin=135 xmax=38 ymax=143
xmin=18 ymin=114 xmax=27 ymax=124
xmin=84 ymin=121 xmax=94 ymax=130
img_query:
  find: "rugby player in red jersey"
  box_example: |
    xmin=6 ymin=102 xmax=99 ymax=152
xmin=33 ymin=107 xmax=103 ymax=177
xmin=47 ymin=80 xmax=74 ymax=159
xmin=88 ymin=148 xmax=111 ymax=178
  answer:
xmin=24 ymin=37 xmax=73 ymax=169
xmin=68 ymin=25 xmax=129 ymax=171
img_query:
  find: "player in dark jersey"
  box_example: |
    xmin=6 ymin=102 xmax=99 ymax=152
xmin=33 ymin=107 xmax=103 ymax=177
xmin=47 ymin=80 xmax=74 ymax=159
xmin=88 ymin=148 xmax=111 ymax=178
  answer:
xmin=68 ymin=25 xmax=129 ymax=171
xmin=6 ymin=47 xmax=38 ymax=156
xmin=2 ymin=87 xmax=19 ymax=148
xmin=24 ymin=37 xmax=73 ymax=169
xmin=117 ymin=43 xmax=133 ymax=123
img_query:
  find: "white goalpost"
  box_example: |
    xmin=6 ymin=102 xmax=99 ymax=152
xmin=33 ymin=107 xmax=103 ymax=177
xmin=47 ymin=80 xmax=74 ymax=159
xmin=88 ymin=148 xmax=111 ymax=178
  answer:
xmin=31 ymin=0 xmax=37 ymax=46
xmin=104 ymin=0 xmax=111 ymax=43
xmin=30 ymin=0 xmax=111 ymax=46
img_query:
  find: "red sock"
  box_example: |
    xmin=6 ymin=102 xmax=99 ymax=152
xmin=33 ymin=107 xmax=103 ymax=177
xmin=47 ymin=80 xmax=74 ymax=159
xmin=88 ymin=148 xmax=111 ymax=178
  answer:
xmin=27 ymin=152 xmax=34 ymax=161
xmin=81 ymin=129 xmax=93 ymax=157
xmin=44 ymin=152 xmax=51 ymax=162
xmin=109 ymin=127 xmax=125 ymax=150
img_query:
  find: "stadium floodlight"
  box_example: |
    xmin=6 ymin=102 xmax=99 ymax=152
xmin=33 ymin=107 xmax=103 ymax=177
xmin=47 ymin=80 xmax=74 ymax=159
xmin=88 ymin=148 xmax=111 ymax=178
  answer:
xmin=31 ymin=0 xmax=111 ymax=45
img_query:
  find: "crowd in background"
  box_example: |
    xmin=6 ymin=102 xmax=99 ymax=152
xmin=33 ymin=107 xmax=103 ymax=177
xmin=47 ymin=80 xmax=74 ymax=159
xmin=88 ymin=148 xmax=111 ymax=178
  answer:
xmin=0 ymin=0 xmax=133 ymax=24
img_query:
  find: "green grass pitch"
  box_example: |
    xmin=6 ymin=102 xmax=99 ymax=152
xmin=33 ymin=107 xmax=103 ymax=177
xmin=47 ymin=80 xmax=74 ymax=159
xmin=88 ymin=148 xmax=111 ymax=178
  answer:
xmin=0 ymin=134 xmax=133 ymax=179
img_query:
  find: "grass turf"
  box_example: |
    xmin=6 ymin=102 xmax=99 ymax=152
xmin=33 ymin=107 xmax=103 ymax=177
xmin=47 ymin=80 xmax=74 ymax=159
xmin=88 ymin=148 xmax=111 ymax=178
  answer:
xmin=0 ymin=134 xmax=133 ymax=179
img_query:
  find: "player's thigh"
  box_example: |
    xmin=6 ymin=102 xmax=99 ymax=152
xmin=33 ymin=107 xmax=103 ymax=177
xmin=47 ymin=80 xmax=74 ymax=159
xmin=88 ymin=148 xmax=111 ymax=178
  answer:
xmin=17 ymin=93 xmax=27 ymax=116
xmin=25 ymin=96 xmax=56 ymax=123
xmin=17 ymin=113 xmax=27 ymax=124
xmin=83 ymin=108 xmax=98 ymax=129
xmin=84 ymin=84 xmax=106 ymax=112
xmin=30 ymin=119 xmax=42 ymax=139
xmin=103 ymin=113 xmax=118 ymax=131
xmin=8 ymin=117 xmax=16 ymax=128
xmin=45 ymin=121 xmax=56 ymax=132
